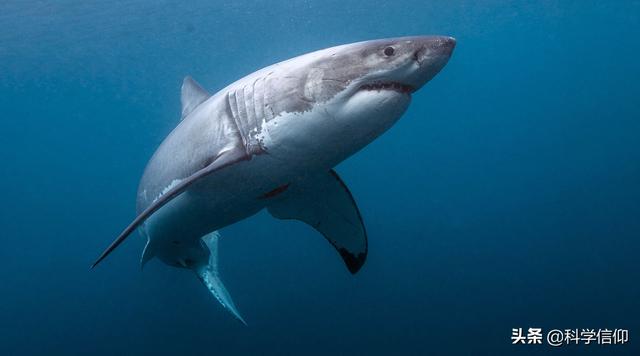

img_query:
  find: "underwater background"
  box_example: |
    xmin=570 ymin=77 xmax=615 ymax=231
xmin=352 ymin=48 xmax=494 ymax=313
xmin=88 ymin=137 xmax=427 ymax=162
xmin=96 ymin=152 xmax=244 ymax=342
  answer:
xmin=1 ymin=1 xmax=639 ymax=355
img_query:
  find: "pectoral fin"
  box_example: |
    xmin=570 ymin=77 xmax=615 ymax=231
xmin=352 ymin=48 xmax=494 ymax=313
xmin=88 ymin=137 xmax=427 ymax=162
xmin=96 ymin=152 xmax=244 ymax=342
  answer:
xmin=91 ymin=146 xmax=248 ymax=269
xmin=267 ymin=170 xmax=367 ymax=273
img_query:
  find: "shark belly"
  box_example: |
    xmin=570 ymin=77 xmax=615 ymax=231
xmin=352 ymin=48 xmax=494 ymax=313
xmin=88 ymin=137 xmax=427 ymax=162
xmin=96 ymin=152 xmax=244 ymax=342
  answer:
xmin=259 ymin=90 xmax=411 ymax=170
xmin=141 ymin=149 xmax=309 ymax=264
xmin=142 ymin=88 xmax=411 ymax=255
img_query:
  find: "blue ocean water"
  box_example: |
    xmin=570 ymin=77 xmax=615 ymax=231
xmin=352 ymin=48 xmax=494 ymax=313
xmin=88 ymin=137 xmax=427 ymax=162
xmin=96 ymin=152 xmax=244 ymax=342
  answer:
xmin=1 ymin=1 xmax=639 ymax=355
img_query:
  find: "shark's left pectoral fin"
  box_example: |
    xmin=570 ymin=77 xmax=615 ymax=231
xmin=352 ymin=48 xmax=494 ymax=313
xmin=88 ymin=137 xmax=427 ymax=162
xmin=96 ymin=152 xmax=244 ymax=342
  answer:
xmin=267 ymin=170 xmax=367 ymax=274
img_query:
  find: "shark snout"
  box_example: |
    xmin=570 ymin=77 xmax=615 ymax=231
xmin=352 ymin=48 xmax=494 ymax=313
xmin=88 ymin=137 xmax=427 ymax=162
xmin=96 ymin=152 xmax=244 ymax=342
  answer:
xmin=406 ymin=36 xmax=456 ymax=90
xmin=435 ymin=36 xmax=456 ymax=57
xmin=414 ymin=36 xmax=456 ymax=65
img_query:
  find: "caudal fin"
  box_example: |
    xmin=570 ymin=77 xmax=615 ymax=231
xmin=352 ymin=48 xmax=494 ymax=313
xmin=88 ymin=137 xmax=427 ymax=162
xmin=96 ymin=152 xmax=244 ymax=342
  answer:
xmin=194 ymin=231 xmax=247 ymax=325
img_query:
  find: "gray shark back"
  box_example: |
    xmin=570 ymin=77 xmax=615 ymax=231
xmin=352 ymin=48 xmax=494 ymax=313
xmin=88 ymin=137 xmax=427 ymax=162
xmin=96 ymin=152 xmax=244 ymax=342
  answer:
xmin=136 ymin=91 xmax=243 ymax=214
xmin=135 ymin=48 xmax=354 ymax=212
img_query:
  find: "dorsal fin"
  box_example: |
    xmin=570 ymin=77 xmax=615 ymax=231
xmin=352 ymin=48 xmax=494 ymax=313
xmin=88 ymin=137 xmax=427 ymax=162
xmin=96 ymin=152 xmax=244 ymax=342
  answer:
xmin=181 ymin=76 xmax=210 ymax=119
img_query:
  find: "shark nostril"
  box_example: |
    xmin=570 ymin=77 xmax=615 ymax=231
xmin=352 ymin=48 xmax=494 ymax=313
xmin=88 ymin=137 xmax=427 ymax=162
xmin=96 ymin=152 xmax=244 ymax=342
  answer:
xmin=447 ymin=36 xmax=457 ymax=47
xmin=436 ymin=37 xmax=456 ymax=55
xmin=413 ymin=48 xmax=425 ymax=65
xmin=421 ymin=37 xmax=456 ymax=58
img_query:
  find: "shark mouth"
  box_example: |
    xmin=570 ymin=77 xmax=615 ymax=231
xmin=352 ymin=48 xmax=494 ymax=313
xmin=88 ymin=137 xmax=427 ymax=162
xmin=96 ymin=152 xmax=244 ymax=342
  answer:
xmin=360 ymin=82 xmax=414 ymax=94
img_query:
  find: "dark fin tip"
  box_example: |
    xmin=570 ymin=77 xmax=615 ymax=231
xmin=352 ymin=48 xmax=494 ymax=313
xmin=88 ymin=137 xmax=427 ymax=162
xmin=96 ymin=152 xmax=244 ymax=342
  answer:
xmin=337 ymin=248 xmax=367 ymax=274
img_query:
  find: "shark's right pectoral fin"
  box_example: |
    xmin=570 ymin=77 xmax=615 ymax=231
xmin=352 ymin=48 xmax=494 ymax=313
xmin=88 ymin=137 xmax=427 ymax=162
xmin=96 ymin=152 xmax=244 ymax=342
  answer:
xmin=267 ymin=169 xmax=368 ymax=274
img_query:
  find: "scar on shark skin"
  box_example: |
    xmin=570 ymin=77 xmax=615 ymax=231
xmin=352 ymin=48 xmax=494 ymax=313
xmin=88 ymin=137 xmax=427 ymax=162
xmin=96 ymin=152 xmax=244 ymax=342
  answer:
xmin=259 ymin=183 xmax=290 ymax=199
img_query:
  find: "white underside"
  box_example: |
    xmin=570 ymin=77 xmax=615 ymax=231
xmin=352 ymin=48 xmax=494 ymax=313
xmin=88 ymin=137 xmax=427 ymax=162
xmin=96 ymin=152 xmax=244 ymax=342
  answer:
xmin=138 ymin=76 xmax=412 ymax=326
xmin=143 ymin=87 xmax=410 ymax=265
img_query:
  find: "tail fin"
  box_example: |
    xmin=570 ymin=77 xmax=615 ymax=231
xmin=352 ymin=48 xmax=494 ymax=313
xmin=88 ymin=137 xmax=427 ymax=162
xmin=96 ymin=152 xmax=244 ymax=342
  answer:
xmin=194 ymin=231 xmax=247 ymax=325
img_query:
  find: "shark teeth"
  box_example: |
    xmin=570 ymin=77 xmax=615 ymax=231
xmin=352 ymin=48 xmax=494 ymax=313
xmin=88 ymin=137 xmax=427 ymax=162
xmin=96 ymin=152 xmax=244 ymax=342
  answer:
xmin=360 ymin=82 xmax=414 ymax=94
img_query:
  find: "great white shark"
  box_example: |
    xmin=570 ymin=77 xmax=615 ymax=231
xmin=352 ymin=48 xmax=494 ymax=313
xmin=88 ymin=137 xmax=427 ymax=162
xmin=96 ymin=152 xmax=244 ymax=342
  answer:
xmin=92 ymin=36 xmax=456 ymax=324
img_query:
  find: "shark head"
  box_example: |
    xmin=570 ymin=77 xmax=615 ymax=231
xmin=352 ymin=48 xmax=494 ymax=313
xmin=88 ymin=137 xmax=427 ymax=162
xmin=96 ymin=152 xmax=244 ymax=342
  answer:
xmin=287 ymin=35 xmax=456 ymax=104
xmin=263 ymin=36 xmax=456 ymax=166
xmin=327 ymin=36 xmax=456 ymax=132
xmin=339 ymin=36 xmax=456 ymax=95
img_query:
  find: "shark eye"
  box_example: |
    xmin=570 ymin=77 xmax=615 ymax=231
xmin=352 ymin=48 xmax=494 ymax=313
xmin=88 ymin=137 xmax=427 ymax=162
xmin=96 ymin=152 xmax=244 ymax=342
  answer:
xmin=383 ymin=46 xmax=395 ymax=56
